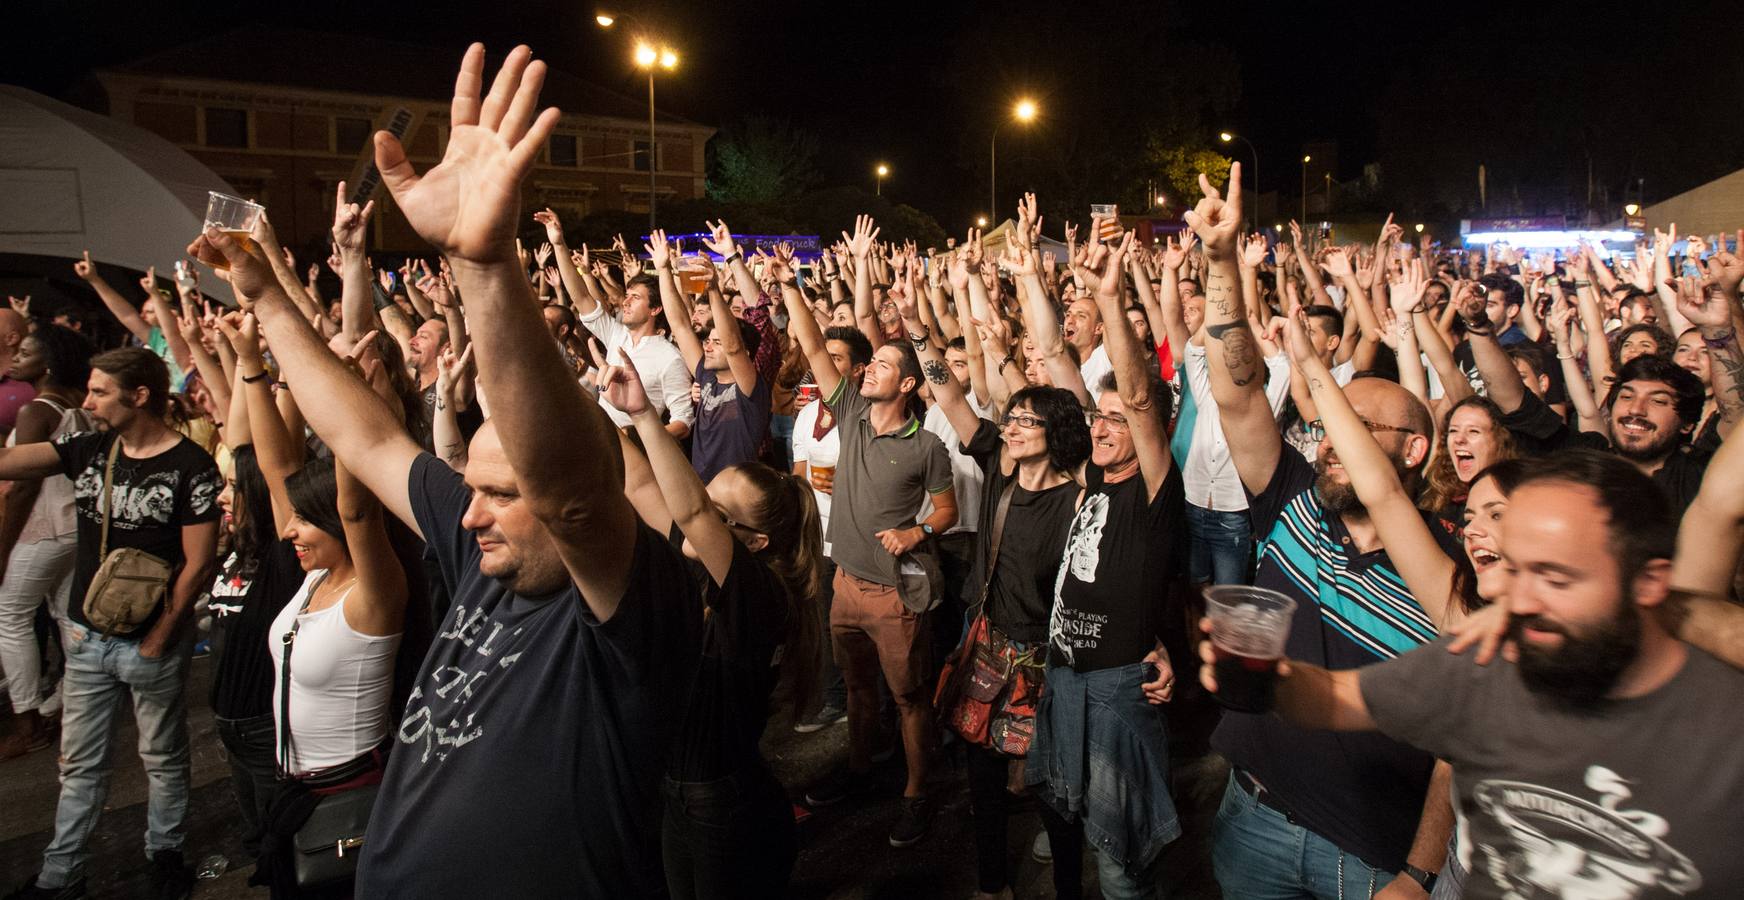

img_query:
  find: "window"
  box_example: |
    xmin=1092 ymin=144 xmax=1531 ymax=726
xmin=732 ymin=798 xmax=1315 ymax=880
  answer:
xmin=633 ymin=139 xmax=655 ymax=172
xmin=204 ymin=108 xmax=248 ymax=148
xmin=549 ymin=134 xmax=577 ymax=166
xmin=335 ymin=117 xmax=374 ymax=153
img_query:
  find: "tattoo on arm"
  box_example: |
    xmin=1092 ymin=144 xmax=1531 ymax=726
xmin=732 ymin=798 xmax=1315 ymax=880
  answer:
xmin=923 ymin=360 xmax=950 ymax=386
xmin=1221 ymin=328 xmax=1259 ymax=387
xmin=1710 ymin=340 xmax=1744 ymax=421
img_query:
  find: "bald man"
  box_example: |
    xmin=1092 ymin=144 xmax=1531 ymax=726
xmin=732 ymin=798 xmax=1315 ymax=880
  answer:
xmin=1186 ymin=168 xmax=1460 ymax=897
xmin=0 ymin=309 xmax=37 ymax=436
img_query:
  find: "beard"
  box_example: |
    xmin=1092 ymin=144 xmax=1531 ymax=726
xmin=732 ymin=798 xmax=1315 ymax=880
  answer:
xmin=1611 ymin=415 xmax=1681 ymax=462
xmin=1314 ymin=454 xmax=1411 ymax=517
xmin=1508 ymin=603 xmax=1642 ymax=713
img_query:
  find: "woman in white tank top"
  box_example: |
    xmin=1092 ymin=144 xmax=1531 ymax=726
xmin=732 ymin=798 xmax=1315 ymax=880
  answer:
xmin=228 ymin=318 xmax=408 ymax=776
xmin=0 ymin=327 xmax=95 ymax=758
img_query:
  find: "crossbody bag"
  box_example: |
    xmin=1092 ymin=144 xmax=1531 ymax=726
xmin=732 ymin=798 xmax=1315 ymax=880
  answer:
xmin=81 ymin=438 xmax=172 ymax=636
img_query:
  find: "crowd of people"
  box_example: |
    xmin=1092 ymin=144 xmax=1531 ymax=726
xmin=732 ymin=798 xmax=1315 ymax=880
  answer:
xmin=1 ymin=43 xmax=1742 ymax=900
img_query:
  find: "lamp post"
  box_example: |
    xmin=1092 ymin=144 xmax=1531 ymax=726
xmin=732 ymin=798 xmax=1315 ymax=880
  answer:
xmin=1219 ymin=131 xmax=1259 ymax=230
xmin=876 ymin=163 xmax=889 ymax=197
xmin=1300 ymin=154 xmax=1311 ymax=226
xmin=599 ymin=15 xmax=677 ymax=232
xmin=991 ymin=98 xmax=1037 ymax=221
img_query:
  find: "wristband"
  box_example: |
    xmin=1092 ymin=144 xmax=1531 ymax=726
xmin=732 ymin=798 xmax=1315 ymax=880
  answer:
xmin=1461 ymin=318 xmax=1492 ymax=335
xmin=1401 ymin=864 xmax=1437 ymax=892
xmin=998 ymin=354 xmax=1017 ymax=372
xmin=907 ymin=328 xmax=930 ymax=350
xmin=1703 ymin=328 xmax=1736 ymax=349
xmin=722 ymin=251 xmax=743 ymax=264
xmin=241 ymin=370 xmax=270 ymax=384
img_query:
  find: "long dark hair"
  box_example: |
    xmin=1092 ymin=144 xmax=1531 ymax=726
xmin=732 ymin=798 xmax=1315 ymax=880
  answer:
xmin=1448 ymin=457 xmax=1533 ymax=615
xmin=1008 ymin=384 xmax=1091 ymax=473
xmin=729 ymin=462 xmax=825 ymax=721
xmin=284 ymin=456 xmax=348 ymax=559
xmin=227 ymin=445 xmax=278 ymax=571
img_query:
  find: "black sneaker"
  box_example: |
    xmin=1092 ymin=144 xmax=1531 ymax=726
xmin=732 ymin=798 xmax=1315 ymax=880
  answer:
xmin=792 ymin=704 xmax=848 ymax=734
xmin=888 ymin=796 xmax=932 ymax=847
xmin=803 ymin=768 xmax=873 ymax=807
xmin=2 ymin=876 xmax=85 ymax=900
xmin=148 ymin=850 xmax=193 ymax=900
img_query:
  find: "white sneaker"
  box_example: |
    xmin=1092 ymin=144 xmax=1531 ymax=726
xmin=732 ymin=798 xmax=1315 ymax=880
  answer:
xmin=38 ymin=685 xmax=61 ymax=718
xmin=1031 ymin=830 xmax=1053 ymax=863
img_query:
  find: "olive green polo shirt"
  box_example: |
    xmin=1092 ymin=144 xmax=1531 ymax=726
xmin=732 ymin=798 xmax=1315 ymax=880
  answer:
xmin=822 ymin=377 xmax=953 ymax=587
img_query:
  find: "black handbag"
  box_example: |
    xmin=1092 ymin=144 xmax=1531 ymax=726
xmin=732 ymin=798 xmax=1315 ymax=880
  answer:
xmin=277 ymin=575 xmax=381 ymax=889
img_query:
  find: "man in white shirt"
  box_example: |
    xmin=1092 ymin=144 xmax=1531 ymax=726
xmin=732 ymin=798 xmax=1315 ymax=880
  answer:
xmin=575 ymin=273 xmax=694 ymax=437
xmin=1182 ymin=340 xmax=1292 ymax=585
xmin=920 ymin=337 xmax=992 ymax=657
xmin=1064 ymin=296 xmax=1113 ymax=404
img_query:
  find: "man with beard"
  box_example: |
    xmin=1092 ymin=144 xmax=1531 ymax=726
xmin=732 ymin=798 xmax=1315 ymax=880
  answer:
xmin=1189 ymin=162 xmax=1461 ymax=898
xmin=1201 ymin=450 xmax=1744 ymax=898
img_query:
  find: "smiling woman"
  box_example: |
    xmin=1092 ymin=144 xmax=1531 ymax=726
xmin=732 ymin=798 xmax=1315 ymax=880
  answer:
xmin=1423 ymin=396 xmax=1516 ymax=521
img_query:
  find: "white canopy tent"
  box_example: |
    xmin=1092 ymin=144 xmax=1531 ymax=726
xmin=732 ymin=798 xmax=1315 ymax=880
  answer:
xmin=0 ymin=86 xmax=237 ymax=306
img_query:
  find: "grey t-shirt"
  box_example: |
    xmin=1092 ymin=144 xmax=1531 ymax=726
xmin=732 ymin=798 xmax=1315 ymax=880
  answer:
xmin=1361 ymin=639 xmax=1744 ymax=898
xmin=821 ymin=378 xmax=952 ymax=588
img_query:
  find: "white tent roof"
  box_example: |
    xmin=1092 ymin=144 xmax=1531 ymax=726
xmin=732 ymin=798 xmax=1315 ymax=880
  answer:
xmin=0 ymin=86 xmax=236 ymax=305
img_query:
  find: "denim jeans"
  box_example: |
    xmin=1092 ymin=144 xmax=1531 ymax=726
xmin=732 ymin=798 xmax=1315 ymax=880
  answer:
xmin=1211 ymin=772 xmax=1385 ymax=900
xmin=1186 ymin=504 xmax=1252 ymax=586
xmin=768 ymin=413 xmax=794 ymax=471
xmin=36 ymin=624 xmax=191 ymax=889
xmin=215 ymin=712 xmax=277 ymax=859
xmin=660 ymin=766 xmax=796 ymax=900
xmin=0 ymin=535 xmax=76 ymax=713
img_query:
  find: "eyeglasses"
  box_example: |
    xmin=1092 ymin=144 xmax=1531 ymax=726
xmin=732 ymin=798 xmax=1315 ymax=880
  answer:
xmin=1086 ymin=411 xmax=1130 ymax=433
xmin=714 ymin=503 xmax=764 ymax=535
xmin=1000 ymin=413 xmax=1047 ymax=430
xmin=1306 ymin=418 xmax=1418 ymax=443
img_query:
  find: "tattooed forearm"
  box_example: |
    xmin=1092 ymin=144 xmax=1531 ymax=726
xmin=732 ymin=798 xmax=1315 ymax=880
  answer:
xmin=923 ymin=360 xmax=950 ymax=385
xmin=1204 ymin=272 xmax=1240 ymax=319
xmin=1221 ymin=328 xmax=1259 ymax=387
xmin=1707 ymin=336 xmax=1744 ymax=425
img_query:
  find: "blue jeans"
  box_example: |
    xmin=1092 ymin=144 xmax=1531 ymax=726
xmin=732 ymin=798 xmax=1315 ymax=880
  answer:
xmin=37 ymin=624 xmax=190 ymax=889
xmin=1212 ymin=773 xmax=1385 ymax=900
xmin=768 ymin=413 xmax=794 ymax=471
xmin=1187 ymin=504 xmax=1251 ymax=585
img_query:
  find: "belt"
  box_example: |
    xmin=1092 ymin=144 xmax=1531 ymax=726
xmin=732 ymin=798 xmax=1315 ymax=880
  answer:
xmin=1234 ymin=767 xmax=1301 ymax=825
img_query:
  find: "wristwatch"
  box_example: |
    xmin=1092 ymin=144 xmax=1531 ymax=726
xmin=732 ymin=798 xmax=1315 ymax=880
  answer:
xmin=919 ymin=523 xmax=936 ymax=538
xmin=1401 ymin=864 xmax=1438 ymax=892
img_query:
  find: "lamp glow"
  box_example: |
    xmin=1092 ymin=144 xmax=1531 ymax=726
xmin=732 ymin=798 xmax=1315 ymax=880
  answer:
xmin=1414 ymin=223 xmax=1425 ymax=233
xmin=1219 ymin=132 xmax=1233 ymax=142
xmin=877 ymin=164 xmax=889 ymax=176
xmin=595 ymin=14 xmax=615 ymax=26
xmin=634 ymin=43 xmax=657 ymax=68
xmin=1302 ymin=155 xmax=1311 ymax=163
xmin=976 ymin=216 xmax=988 ymax=228
xmin=1013 ymin=99 xmax=1038 ymax=123
xmin=660 ymin=49 xmax=678 ymax=69
xmin=1624 ymin=203 xmax=1640 ymax=216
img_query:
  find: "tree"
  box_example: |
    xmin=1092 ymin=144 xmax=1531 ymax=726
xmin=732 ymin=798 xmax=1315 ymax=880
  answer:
xmin=1144 ymin=140 xmax=1233 ymax=209
xmin=707 ymin=117 xmax=822 ymax=205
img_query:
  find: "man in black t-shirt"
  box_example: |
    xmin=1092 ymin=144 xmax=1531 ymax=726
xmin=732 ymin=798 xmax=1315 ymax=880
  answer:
xmin=1 ymin=347 xmax=220 ymax=900
xmin=199 ymin=45 xmax=701 ymax=899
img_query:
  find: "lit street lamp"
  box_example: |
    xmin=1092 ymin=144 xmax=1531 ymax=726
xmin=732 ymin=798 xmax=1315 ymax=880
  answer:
xmin=599 ymin=14 xmax=678 ymax=231
xmin=876 ymin=163 xmax=889 ymax=197
xmin=1219 ymin=131 xmax=1259 ymax=230
xmin=1300 ymin=154 xmax=1311 ymax=227
xmin=991 ymin=98 xmax=1038 ymax=220
xmin=976 ymin=216 xmax=989 ymax=228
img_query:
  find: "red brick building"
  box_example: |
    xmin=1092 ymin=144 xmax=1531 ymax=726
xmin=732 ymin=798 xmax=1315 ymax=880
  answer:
xmin=94 ymin=27 xmax=714 ymax=254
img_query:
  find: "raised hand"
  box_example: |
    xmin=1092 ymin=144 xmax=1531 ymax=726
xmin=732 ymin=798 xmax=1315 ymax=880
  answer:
xmin=1283 ymin=308 xmax=1320 ymax=367
xmin=374 ymin=44 xmax=560 ymax=264
xmin=330 ymin=180 xmax=376 ymax=252
xmin=186 ymin=215 xmax=284 ymax=309
xmin=843 ymin=214 xmax=879 ymax=260
xmin=645 ymin=229 xmax=674 ymax=270
xmin=1671 ymin=275 xmax=1732 ymax=328
xmin=1183 ymin=162 xmax=1242 ymax=259
xmin=1238 ymin=233 xmax=1268 ymax=269
xmin=7 ymin=295 xmax=29 ymax=318
xmin=534 ymin=241 xmax=554 ymax=268
xmin=1548 ymin=298 xmax=1578 ymax=349
xmin=1388 ymin=266 xmax=1427 ymax=314
xmin=700 ymin=219 xmax=738 ymax=259
xmin=1323 ymin=246 xmax=1354 ymax=279
xmin=138 ymin=265 xmax=160 ymax=296
xmin=1703 ymin=229 xmax=1744 ymax=299
xmin=888 ymin=272 xmax=921 ymax=322
xmin=601 ymin=361 xmax=652 ymax=417
xmin=1160 ymin=236 xmax=1188 ymax=271
xmin=532 ymin=207 xmax=566 ymax=245
xmin=1014 ymin=192 xmax=1041 ymax=250
xmin=1000 ymin=241 xmax=1036 ymax=279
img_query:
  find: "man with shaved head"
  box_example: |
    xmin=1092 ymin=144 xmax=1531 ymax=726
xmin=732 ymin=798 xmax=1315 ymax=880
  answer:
xmin=0 ymin=309 xmax=38 ymax=436
xmin=1186 ymin=163 xmax=1462 ymax=898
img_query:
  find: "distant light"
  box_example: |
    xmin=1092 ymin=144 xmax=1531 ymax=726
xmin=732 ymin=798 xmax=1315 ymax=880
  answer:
xmin=1219 ymin=132 xmax=1234 ymax=143
xmin=1155 ymin=195 xmax=1167 ymax=206
xmin=1414 ymin=223 xmax=1425 ymax=233
xmin=634 ymin=43 xmax=657 ymax=67
xmin=1624 ymin=203 xmax=1640 ymax=216
xmin=877 ymin=164 xmax=889 ymax=177
xmin=1462 ymin=229 xmax=1638 ymax=249
xmin=1013 ymin=99 xmax=1038 ymax=123
xmin=976 ymin=216 xmax=989 ymax=228
xmin=1273 ymin=224 xmax=1283 ymax=232
xmin=1302 ymin=155 xmax=1311 ymax=164
xmin=595 ymin=14 xmax=615 ymax=27
xmin=660 ymin=49 xmax=678 ymax=70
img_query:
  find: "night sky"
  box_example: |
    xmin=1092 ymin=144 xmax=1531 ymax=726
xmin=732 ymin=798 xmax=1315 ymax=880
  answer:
xmin=9 ymin=0 xmax=1744 ymax=230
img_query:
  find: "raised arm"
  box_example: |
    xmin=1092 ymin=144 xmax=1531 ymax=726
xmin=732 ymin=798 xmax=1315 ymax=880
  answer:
xmin=1456 ymin=284 xmax=1529 ymax=415
xmin=335 ymin=450 xmax=408 ymax=637
xmin=1187 ymin=162 xmax=1282 ymax=494
xmin=844 ymin=215 xmax=884 ymax=349
xmin=773 ymin=255 xmax=842 ymax=402
xmin=647 ymin=230 xmax=701 ymax=373
xmin=221 ymin=313 xmax=301 ymax=535
xmin=72 ymin=251 xmax=154 ymax=343
xmin=1675 ymin=270 xmax=1744 ymax=436
xmin=1547 ymin=300 xmax=1606 ymax=433
xmin=1089 ymin=232 xmax=1173 ymax=495
xmin=891 ymin=261 xmax=979 ymax=443
xmin=330 ymin=181 xmax=379 ymax=348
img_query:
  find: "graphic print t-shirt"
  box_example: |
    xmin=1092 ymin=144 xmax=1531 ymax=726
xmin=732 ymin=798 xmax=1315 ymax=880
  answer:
xmin=53 ymin=431 xmax=221 ymax=635
xmin=1048 ymin=461 xmax=1185 ymax=672
xmin=1362 ymin=641 xmax=1744 ymax=898
xmin=356 ymin=454 xmax=702 ymax=900
xmin=691 ymin=361 xmax=771 ymax=483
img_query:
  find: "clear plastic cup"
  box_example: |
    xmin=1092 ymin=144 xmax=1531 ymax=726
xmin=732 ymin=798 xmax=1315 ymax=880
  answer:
xmin=1204 ymin=585 xmax=1297 ymax=713
xmin=199 ymin=191 xmax=264 ymax=270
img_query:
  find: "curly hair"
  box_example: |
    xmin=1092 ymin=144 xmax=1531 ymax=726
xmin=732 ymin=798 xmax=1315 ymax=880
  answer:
xmin=1422 ymin=395 xmax=1517 ymax=515
xmin=1007 ymin=385 xmax=1091 ymax=473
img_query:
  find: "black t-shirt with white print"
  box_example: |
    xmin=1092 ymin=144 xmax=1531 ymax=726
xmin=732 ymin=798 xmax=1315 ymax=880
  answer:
xmin=53 ymin=430 xmax=222 ymax=637
xmin=1048 ymin=460 xmax=1187 ymax=672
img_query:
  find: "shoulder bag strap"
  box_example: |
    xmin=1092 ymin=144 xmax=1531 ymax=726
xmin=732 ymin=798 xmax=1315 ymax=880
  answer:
xmin=277 ymin=572 xmax=327 ymax=778
xmin=974 ymin=478 xmax=1019 ymax=611
xmin=96 ymin=437 xmax=121 ymax=560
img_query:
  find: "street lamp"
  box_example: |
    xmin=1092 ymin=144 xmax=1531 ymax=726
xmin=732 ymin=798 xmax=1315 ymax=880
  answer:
xmin=976 ymin=216 xmax=989 ymax=228
xmin=1414 ymin=223 xmax=1425 ymax=234
xmin=876 ymin=163 xmax=889 ymax=196
xmin=1624 ymin=203 xmax=1640 ymax=217
xmin=1219 ymin=131 xmax=1259 ymax=230
xmin=1300 ymin=155 xmax=1311 ymax=227
xmin=990 ymin=98 xmax=1038 ymax=220
xmin=631 ymin=41 xmax=678 ymax=231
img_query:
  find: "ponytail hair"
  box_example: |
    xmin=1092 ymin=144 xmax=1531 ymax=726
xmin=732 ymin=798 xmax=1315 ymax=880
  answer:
xmin=729 ymin=462 xmax=825 ymax=720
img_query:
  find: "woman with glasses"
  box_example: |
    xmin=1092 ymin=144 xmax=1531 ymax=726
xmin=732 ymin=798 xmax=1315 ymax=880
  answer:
xmin=607 ymin=359 xmax=824 ymax=900
xmin=886 ymin=272 xmax=1089 ymax=900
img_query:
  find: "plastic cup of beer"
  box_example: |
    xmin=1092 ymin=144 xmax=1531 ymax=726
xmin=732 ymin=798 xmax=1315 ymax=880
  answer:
xmin=199 ymin=191 xmax=264 ymax=270
xmin=1205 ymin=585 xmax=1297 ymax=713
xmin=680 ymin=264 xmax=714 ymax=295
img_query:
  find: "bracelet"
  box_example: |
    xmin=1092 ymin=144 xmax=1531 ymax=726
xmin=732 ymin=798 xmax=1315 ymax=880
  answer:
xmin=1408 ymin=304 xmax=1427 ymax=315
xmin=998 ymin=354 xmax=1017 ymax=372
xmin=241 ymin=370 xmax=270 ymax=384
xmin=1556 ymin=353 xmax=1575 ymax=360
xmin=1574 ymin=280 xmax=1591 ymax=286
xmin=1703 ymin=328 xmax=1736 ymax=349
xmin=722 ymin=251 xmax=743 ymax=264
xmin=907 ymin=328 xmax=931 ymax=350
xmin=1461 ymin=318 xmax=1492 ymax=335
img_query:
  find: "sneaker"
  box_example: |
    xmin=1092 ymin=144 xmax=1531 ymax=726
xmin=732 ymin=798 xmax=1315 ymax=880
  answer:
xmin=804 ymin=768 xmax=873 ymax=807
xmin=148 ymin=850 xmax=193 ymax=900
xmin=888 ymin=796 xmax=932 ymax=848
xmin=2 ymin=876 xmax=85 ymax=900
xmin=1030 ymin=829 xmax=1053 ymax=863
xmin=191 ymin=640 xmax=211 ymax=659
xmin=792 ymin=704 xmax=847 ymax=734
